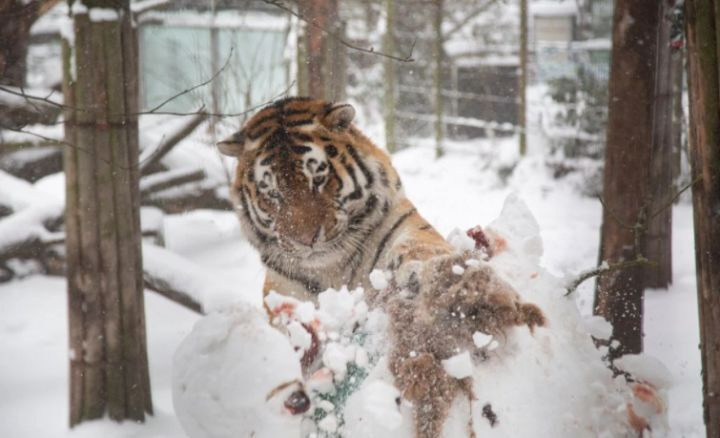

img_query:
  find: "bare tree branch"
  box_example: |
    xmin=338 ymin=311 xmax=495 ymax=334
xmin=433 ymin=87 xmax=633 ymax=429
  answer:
xmin=262 ymin=0 xmax=415 ymax=62
xmin=565 ymin=257 xmax=654 ymax=296
xmin=442 ymin=0 xmax=497 ymax=41
xmin=649 ymin=175 xmax=701 ymax=219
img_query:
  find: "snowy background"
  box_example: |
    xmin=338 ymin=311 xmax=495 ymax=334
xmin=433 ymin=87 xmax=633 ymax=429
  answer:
xmin=0 ymin=0 xmax=702 ymax=435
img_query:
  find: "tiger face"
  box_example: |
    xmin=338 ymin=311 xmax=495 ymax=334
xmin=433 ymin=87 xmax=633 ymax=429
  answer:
xmin=218 ymin=97 xmax=401 ymax=262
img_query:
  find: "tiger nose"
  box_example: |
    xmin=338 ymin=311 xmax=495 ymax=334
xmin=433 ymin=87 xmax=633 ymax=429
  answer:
xmin=297 ymin=225 xmax=323 ymax=247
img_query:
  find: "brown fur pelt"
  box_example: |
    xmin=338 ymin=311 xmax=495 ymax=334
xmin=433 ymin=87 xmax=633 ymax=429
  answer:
xmin=375 ymin=253 xmax=546 ymax=438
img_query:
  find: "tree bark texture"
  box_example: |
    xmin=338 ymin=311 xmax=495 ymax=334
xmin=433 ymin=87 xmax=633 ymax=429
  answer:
xmin=645 ymin=0 xmax=676 ymax=289
xmin=685 ymin=0 xmax=720 ymax=435
xmin=63 ymin=0 xmax=152 ymax=426
xmin=593 ymin=0 xmax=661 ymax=360
xmin=298 ymin=0 xmax=344 ymax=101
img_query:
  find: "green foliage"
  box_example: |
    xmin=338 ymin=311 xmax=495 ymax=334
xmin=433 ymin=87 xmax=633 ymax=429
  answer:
xmin=309 ymin=362 xmax=370 ymax=438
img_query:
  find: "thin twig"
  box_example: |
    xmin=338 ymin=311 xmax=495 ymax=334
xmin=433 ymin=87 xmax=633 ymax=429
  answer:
xmin=262 ymin=0 xmax=415 ymax=62
xmin=145 ymin=47 xmax=234 ymax=114
xmin=596 ymin=194 xmax=633 ymax=230
xmin=564 ymin=257 xmax=654 ymax=296
xmin=649 ymin=175 xmax=701 ymax=219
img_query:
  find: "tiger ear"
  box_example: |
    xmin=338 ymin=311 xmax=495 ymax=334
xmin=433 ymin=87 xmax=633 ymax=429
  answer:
xmin=217 ymin=132 xmax=245 ymax=156
xmin=322 ymin=103 xmax=355 ymax=131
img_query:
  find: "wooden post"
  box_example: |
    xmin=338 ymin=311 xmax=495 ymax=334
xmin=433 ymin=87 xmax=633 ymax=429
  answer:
xmin=63 ymin=0 xmax=152 ymax=426
xmin=593 ymin=0 xmax=661 ymax=360
xmin=685 ymin=0 xmax=720 ymax=434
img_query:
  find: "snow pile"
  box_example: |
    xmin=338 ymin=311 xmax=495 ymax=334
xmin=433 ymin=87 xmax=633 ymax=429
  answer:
xmin=172 ymin=304 xmax=307 ymax=438
xmin=172 ymin=194 xmax=671 ymax=437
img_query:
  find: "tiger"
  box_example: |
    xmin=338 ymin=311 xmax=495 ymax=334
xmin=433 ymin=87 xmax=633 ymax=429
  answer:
xmin=218 ymin=97 xmax=546 ymax=437
xmin=216 ymin=95 xmax=545 ymax=317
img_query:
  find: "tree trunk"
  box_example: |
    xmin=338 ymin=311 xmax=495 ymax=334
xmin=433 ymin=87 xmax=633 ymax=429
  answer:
xmin=0 ymin=0 xmax=59 ymax=86
xmin=593 ymin=0 xmax=661 ymax=360
xmin=685 ymin=0 xmax=720 ymax=435
xmin=63 ymin=0 xmax=152 ymax=426
xmin=324 ymin=7 xmax=346 ymax=102
xmin=645 ymin=0 xmax=676 ymax=289
xmin=433 ymin=0 xmax=444 ymax=158
xmin=298 ymin=0 xmax=343 ymax=100
xmin=383 ymin=0 xmax=397 ymax=152
xmin=518 ymin=0 xmax=528 ymax=156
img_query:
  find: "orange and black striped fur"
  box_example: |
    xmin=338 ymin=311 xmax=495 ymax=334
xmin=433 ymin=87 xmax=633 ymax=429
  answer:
xmin=218 ymin=97 xmax=453 ymax=302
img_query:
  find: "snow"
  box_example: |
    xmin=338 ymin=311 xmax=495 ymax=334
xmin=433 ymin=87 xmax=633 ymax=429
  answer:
xmin=446 ymin=227 xmax=476 ymax=252
xmin=359 ymin=380 xmax=403 ymax=430
xmin=88 ymin=8 xmax=120 ymax=22
xmin=71 ymin=1 xmax=88 ymax=16
xmin=530 ymin=0 xmax=578 ymax=17
xmin=369 ymin=269 xmax=389 ymax=290
xmin=583 ymin=315 xmax=613 ymax=340
xmin=131 ymin=0 xmax=171 ymax=14
xmin=615 ymin=354 xmax=674 ymax=390
xmin=0 ymin=170 xmax=46 ymax=212
xmin=142 ymin=242 xmax=256 ymax=312
xmin=172 ymin=303 xmax=304 ymax=438
xmin=472 ymin=331 xmax=494 ymax=349
xmin=441 ymin=351 xmax=474 ymax=379
xmin=0 ymin=201 xmax=63 ymax=252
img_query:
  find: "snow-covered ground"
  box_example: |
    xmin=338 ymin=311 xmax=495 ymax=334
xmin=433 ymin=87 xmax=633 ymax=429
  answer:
xmin=0 ymin=131 xmax=702 ymax=436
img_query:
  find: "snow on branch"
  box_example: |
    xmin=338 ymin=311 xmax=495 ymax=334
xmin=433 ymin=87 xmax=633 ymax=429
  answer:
xmin=140 ymin=167 xmax=206 ymax=198
xmin=0 ymin=203 xmax=63 ymax=262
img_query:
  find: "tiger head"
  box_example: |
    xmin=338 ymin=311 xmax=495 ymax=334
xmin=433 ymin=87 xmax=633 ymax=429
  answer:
xmin=218 ymin=97 xmax=402 ymax=262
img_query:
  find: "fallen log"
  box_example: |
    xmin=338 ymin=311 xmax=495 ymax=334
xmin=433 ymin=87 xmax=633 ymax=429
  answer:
xmin=140 ymin=167 xmax=206 ymax=198
xmin=139 ymin=112 xmax=208 ymax=175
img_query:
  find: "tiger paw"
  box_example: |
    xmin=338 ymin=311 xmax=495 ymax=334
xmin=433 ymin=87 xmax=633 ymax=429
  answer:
xmin=421 ymin=259 xmax=546 ymax=335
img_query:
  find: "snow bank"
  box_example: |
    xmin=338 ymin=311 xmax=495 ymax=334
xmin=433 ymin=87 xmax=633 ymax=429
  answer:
xmin=142 ymin=243 xmax=251 ymax=312
xmin=171 ymin=194 xmax=671 ymax=437
xmin=172 ymin=303 xmax=306 ymax=438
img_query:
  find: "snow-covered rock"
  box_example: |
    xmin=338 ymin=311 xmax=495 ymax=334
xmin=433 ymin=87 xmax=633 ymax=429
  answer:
xmin=172 ymin=304 xmax=308 ymax=438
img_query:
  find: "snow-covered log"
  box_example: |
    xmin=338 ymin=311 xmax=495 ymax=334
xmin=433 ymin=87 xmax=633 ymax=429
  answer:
xmin=139 ymin=166 xmax=206 ymax=198
xmin=139 ymin=112 xmax=208 ymax=175
xmin=142 ymin=185 xmax=232 ymax=214
xmin=142 ymin=243 xmax=246 ymax=314
xmin=0 ymin=86 xmax=62 ymax=128
xmin=0 ymin=145 xmax=63 ymax=183
xmin=0 ymin=170 xmax=47 ymax=214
